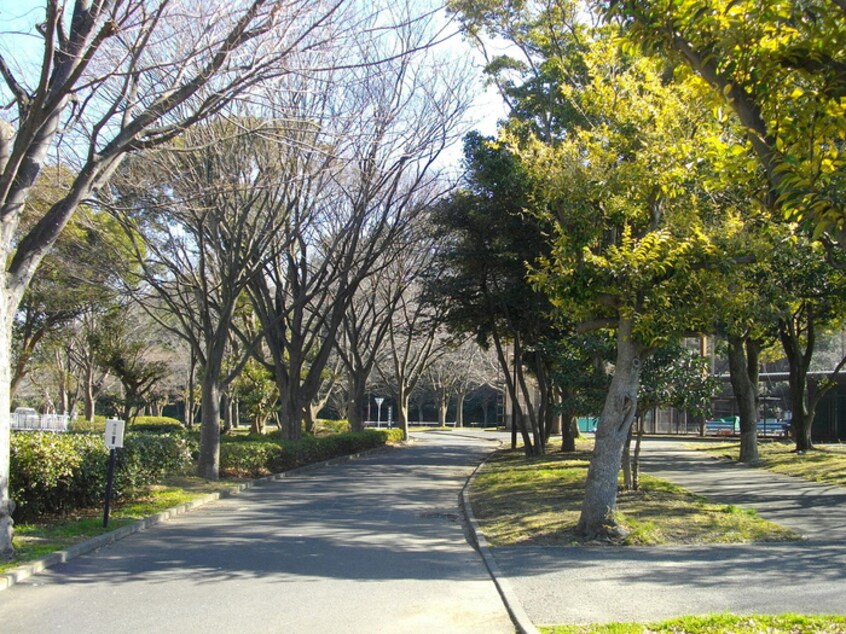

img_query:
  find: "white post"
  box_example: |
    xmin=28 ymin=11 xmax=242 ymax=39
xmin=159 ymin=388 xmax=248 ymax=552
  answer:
xmin=375 ymin=397 xmax=384 ymax=429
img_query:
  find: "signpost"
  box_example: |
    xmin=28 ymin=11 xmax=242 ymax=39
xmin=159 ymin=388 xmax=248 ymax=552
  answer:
xmin=103 ymin=419 xmax=126 ymax=528
xmin=375 ymin=397 xmax=384 ymax=429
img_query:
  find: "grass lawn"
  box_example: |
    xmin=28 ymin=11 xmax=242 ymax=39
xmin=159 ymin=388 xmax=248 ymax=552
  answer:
xmin=470 ymin=446 xmax=799 ymax=546
xmin=2 ymin=477 xmax=240 ymax=574
xmin=541 ymin=614 xmax=846 ymax=633
xmin=695 ymin=439 xmax=846 ymax=488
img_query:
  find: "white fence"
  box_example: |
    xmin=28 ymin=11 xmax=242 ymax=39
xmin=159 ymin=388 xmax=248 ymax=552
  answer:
xmin=10 ymin=411 xmax=69 ymax=432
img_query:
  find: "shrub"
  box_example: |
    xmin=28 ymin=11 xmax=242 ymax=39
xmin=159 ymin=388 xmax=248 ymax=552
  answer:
xmin=220 ymin=429 xmax=401 ymax=477
xmin=219 ymin=442 xmax=281 ymax=478
xmin=69 ymin=415 xmax=108 ymax=433
xmin=313 ymin=419 xmax=351 ymax=436
xmin=131 ymin=416 xmax=184 ymax=434
xmin=10 ymin=432 xmax=106 ymax=520
xmin=9 ymin=431 xmax=194 ymax=522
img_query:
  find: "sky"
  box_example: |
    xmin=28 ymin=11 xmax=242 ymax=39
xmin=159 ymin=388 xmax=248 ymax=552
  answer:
xmin=0 ymin=0 xmax=507 ymax=170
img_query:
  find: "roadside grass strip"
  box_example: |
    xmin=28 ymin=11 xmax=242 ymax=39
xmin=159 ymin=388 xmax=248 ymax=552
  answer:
xmin=540 ymin=613 xmax=846 ymax=633
xmin=695 ymin=440 xmax=846 ymax=488
xmin=470 ymin=448 xmax=799 ymax=546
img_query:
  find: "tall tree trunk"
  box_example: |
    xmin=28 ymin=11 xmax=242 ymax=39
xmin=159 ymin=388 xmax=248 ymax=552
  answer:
xmin=222 ymin=392 xmax=232 ymax=433
xmin=346 ymin=374 xmax=367 ymax=432
xmin=397 ymin=383 xmax=410 ymax=440
xmin=0 ymin=288 xmax=15 ymax=558
xmin=728 ymin=335 xmax=760 ymax=463
xmin=577 ymin=318 xmax=643 ymax=540
xmin=437 ymin=391 xmax=448 ymax=426
xmin=84 ymin=375 xmax=96 ymax=421
xmin=779 ymin=315 xmax=815 ymax=452
xmin=456 ymin=392 xmax=466 ymax=427
xmin=198 ymin=378 xmax=221 ymax=480
xmin=562 ymin=413 xmax=577 ymax=453
xmin=186 ymin=353 xmax=197 ymax=429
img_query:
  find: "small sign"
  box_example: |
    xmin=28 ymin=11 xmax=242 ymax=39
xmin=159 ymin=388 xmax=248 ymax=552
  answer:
xmin=104 ymin=419 xmax=126 ymax=449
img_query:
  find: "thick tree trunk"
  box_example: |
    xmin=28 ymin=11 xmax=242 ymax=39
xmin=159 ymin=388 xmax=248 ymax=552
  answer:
xmin=728 ymin=336 xmax=760 ymax=463
xmin=779 ymin=318 xmax=815 ymax=452
xmin=198 ymin=378 xmax=221 ymax=480
xmin=577 ymin=318 xmax=642 ymax=540
xmin=0 ymin=288 xmax=15 ymax=558
xmin=346 ymin=375 xmax=367 ymax=432
xmin=561 ymin=414 xmax=577 ymax=452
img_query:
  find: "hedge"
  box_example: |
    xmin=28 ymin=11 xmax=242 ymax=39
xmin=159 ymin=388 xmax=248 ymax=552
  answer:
xmin=10 ymin=428 xmax=402 ymax=520
xmin=10 ymin=431 xmax=195 ymax=522
xmin=220 ymin=429 xmax=404 ymax=478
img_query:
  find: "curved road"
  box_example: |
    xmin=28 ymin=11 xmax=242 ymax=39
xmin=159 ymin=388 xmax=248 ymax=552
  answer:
xmin=0 ymin=433 xmax=516 ymax=633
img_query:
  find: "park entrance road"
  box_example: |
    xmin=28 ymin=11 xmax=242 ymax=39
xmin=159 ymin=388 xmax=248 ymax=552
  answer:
xmin=0 ymin=433 xmax=516 ymax=633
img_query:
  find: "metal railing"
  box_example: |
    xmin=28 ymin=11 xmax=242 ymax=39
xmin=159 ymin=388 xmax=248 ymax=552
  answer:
xmin=10 ymin=412 xmax=69 ymax=432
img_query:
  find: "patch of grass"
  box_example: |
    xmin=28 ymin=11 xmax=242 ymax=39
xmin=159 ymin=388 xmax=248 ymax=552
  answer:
xmin=1 ymin=478 xmax=230 ymax=574
xmin=541 ymin=613 xmax=846 ymax=633
xmin=695 ymin=440 xmax=846 ymax=487
xmin=470 ymin=448 xmax=798 ymax=546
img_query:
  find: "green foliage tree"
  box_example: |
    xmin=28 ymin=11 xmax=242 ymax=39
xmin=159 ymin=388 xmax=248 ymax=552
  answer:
xmin=428 ymin=132 xmax=559 ymax=456
xmin=764 ymin=232 xmax=846 ymax=451
xmin=602 ymin=0 xmax=846 ymax=238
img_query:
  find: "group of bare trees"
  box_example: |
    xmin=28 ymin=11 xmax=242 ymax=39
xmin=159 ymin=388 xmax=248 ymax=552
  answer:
xmin=0 ymin=0 xmax=484 ymax=558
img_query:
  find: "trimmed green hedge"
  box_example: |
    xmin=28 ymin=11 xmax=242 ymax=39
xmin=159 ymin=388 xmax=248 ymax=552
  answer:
xmin=10 ymin=431 xmax=195 ymax=522
xmin=132 ymin=416 xmax=184 ymax=434
xmin=220 ymin=429 xmax=403 ymax=478
xmin=10 ymin=427 xmax=402 ymax=520
xmin=69 ymin=416 xmax=184 ymax=434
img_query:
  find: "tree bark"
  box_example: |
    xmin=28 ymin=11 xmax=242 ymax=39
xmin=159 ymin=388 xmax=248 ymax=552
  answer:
xmin=561 ymin=413 xmax=577 ymax=452
xmin=346 ymin=374 xmax=368 ymax=432
xmin=198 ymin=378 xmax=221 ymax=480
xmin=576 ymin=318 xmax=643 ymax=540
xmin=456 ymin=392 xmax=466 ymax=427
xmin=728 ymin=335 xmax=760 ymax=463
xmin=0 ymin=287 xmax=15 ymax=559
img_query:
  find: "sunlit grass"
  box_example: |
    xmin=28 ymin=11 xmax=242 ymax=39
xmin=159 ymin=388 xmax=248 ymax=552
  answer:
xmin=694 ymin=440 xmax=846 ymax=487
xmin=470 ymin=448 xmax=798 ymax=546
xmin=541 ymin=613 xmax=846 ymax=633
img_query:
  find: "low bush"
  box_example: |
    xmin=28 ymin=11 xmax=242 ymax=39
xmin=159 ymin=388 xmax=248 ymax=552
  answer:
xmin=220 ymin=429 xmax=402 ymax=478
xmin=220 ymin=442 xmax=282 ymax=478
xmin=131 ymin=416 xmax=184 ymax=434
xmin=69 ymin=415 xmax=107 ymax=433
xmin=313 ymin=419 xmax=351 ymax=435
xmin=9 ymin=431 xmax=195 ymax=522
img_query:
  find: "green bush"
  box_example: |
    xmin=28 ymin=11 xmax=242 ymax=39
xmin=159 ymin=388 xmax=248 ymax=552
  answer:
xmin=9 ymin=431 xmax=194 ymax=522
xmin=313 ymin=419 xmax=351 ymax=435
xmin=219 ymin=442 xmax=281 ymax=478
xmin=131 ymin=416 xmax=184 ymax=434
xmin=69 ymin=415 xmax=107 ymax=433
xmin=220 ymin=429 xmax=401 ymax=477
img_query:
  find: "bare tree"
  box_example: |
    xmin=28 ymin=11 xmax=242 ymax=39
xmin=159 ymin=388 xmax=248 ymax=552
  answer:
xmin=379 ymin=270 xmax=451 ymax=438
xmin=0 ymin=0 xmax=355 ymax=556
xmin=111 ymin=112 xmax=307 ymax=478
xmin=247 ymin=13 xmax=472 ymax=441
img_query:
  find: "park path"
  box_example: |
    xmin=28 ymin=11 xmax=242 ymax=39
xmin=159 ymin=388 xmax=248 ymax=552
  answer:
xmin=0 ymin=433 xmax=515 ymax=634
xmin=489 ymin=436 xmax=846 ymax=627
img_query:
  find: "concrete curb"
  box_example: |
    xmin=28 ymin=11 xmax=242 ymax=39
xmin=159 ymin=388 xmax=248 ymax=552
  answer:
xmin=461 ymin=450 xmax=540 ymax=634
xmin=1 ymin=444 xmax=398 ymax=593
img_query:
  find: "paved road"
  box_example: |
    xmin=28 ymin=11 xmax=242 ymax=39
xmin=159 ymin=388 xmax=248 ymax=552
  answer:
xmin=0 ymin=433 xmax=516 ymax=634
xmin=491 ymin=437 xmax=846 ymax=627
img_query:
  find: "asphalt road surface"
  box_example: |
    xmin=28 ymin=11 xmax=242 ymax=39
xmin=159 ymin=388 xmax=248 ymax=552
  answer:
xmin=0 ymin=432 xmax=516 ymax=634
